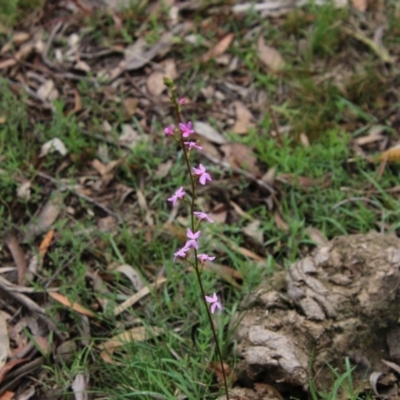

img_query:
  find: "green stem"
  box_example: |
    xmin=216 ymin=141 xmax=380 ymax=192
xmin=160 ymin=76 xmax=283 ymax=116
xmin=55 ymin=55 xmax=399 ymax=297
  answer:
xmin=172 ymin=98 xmax=230 ymax=400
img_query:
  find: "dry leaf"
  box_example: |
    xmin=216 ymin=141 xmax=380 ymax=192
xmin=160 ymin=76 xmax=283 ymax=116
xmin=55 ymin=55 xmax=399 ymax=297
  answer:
xmin=193 ymin=121 xmax=227 ymax=144
xmin=305 ymin=227 xmax=328 ymax=246
xmin=17 ymin=181 xmax=31 ymax=200
xmin=0 ymin=358 xmax=27 ymax=384
xmin=155 ymin=160 xmax=173 ymax=179
xmin=71 ymin=373 xmax=89 ymax=400
xmin=48 ymin=292 xmax=96 ymax=318
xmin=380 ymin=145 xmax=400 ymax=162
xmin=74 ymin=60 xmax=91 ymax=72
xmin=197 ymin=139 xmax=221 ymax=160
xmin=113 ymin=264 xmax=144 ymax=291
xmin=37 ymin=80 xmax=55 ymax=101
xmin=232 ymin=101 xmax=254 ymax=134
xmin=13 ymin=32 xmax=30 ymax=45
xmin=33 ymin=335 xmax=50 ymax=355
xmin=99 ymin=350 xmax=117 ymax=364
xmin=136 ymin=189 xmax=153 ymax=226
xmin=91 ymin=159 xmax=107 ymax=175
xmin=243 ymin=220 xmax=264 ymax=245
xmin=202 ymin=33 xmax=234 ymax=62
xmin=0 ymin=313 xmax=10 ymax=369
xmin=123 ymin=97 xmax=138 ymax=118
xmin=0 ymin=59 xmax=17 ymax=70
xmin=274 ymin=212 xmax=289 ymax=232
xmin=39 ymin=229 xmax=55 ymax=257
xmin=113 ymin=278 xmax=167 ymax=316
xmin=1 ymin=31 xmax=30 ymax=53
xmin=220 ymin=142 xmax=262 ymax=177
xmin=97 ymin=216 xmax=118 ymax=233
xmin=257 ymin=36 xmax=285 ymax=71
xmin=208 ymin=210 xmax=227 ymax=224
xmin=98 ymin=326 xmax=164 ymax=351
xmin=254 ymin=383 xmax=284 ymax=399
xmin=300 ymin=133 xmax=310 ymax=147
xmin=382 ymin=359 xmax=400 ymax=375
xmin=351 ymin=0 xmax=367 ymax=11
xmin=13 ymin=386 xmax=35 ymax=400
xmin=147 ymin=71 xmax=165 ymax=96
xmin=163 ymin=58 xmax=177 ymax=80
xmin=0 ymin=391 xmax=15 ymax=400
xmin=237 ymin=246 xmax=265 ymax=262
xmin=5 ymin=234 xmax=26 ymax=286
xmin=24 ymin=193 xmax=62 ymax=241
xmin=277 ymin=173 xmax=330 ymax=189
xmin=121 ymin=27 xmax=182 ymax=74
xmin=208 ymin=361 xmax=237 ymax=386
xmin=203 ymin=263 xmax=243 ymax=289
xmin=119 ymin=124 xmax=145 ymax=149
xmin=261 ymin=166 xmax=277 ymax=186
xmin=232 ymin=0 xmax=348 ymax=14
xmin=39 ymin=138 xmax=67 ymax=157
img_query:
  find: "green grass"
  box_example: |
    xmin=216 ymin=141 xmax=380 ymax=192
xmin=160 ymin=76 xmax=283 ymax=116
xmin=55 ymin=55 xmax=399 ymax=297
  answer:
xmin=1 ymin=0 xmax=399 ymax=398
xmin=308 ymin=358 xmax=374 ymax=400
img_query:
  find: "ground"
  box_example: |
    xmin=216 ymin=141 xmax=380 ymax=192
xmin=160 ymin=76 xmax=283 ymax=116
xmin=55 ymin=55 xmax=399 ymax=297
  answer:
xmin=0 ymin=0 xmax=400 ymax=399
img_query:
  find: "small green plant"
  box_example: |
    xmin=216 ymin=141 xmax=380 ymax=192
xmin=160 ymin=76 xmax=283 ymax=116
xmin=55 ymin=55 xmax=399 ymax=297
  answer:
xmin=308 ymin=358 xmax=372 ymax=400
xmin=162 ymin=78 xmax=230 ymax=399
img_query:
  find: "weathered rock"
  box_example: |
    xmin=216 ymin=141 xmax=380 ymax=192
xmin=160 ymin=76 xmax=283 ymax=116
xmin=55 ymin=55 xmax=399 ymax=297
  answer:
xmin=233 ymin=232 xmax=400 ymax=393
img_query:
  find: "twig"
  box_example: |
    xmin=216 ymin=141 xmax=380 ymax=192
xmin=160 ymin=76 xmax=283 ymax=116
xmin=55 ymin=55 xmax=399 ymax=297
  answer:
xmin=0 ymin=357 xmax=44 ymax=396
xmin=332 ymin=197 xmax=382 ymax=210
xmin=36 ymin=171 xmax=123 ymax=223
xmin=265 ymin=91 xmax=283 ymax=148
xmin=113 ymin=278 xmax=167 ymax=316
xmin=0 ymin=276 xmax=66 ymax=340
xmin=41 ymin=21 xmax=63 ymax=70
xmin=7 ymin=78 xmax=55 ymax=111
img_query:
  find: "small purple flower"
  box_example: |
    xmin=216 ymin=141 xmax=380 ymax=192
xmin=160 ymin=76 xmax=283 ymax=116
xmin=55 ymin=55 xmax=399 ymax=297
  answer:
xmin=164 ymin=125 xmax=175 ymax=136
xmin=167 ymin=186 xmax=185 ymax=207
xmin=184 ymin=141 xmax=203 ymax=151
xmin=185 ymin=228 xmax=201 ymax=250
xmin=178 ymin=98 xmax=186 ymax=105
xmin=174 ymin=246 xmax=189 ymax=261
xmin=192 ymin=164 xmax=212 ymax=185
xmin=193 ymin=211 xmax=214 ymax=223
xmin=179 ymin=121 xmax=194 ymax=138
xmin=205 ymin=293 xmax=222 ymax=314
xmin=198 ymin=253 xmax=215 ymax=264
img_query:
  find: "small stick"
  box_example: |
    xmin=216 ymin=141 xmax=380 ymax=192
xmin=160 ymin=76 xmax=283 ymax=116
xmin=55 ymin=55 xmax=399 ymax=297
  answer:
xmin=265 ymin=91 xmax=283 ymax=147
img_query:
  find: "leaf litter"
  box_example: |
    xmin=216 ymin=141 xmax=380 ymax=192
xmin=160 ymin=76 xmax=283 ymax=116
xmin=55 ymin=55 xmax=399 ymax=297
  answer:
xmin=0 ymin=0 xmax=400 ymax=398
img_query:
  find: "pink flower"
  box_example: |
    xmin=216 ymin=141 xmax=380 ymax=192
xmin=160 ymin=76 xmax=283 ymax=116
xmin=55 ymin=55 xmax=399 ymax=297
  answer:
xmin=205 ymin=293 xmax=222 ymax=314
xmin=198 ymin=254 xmax=215 ymax=264
xmin=178 ymin=98 xmax=186 ymax=105
xmin=174 ymin=246 xmax=189 ymax=261
xmin=179 ymin=121 xmax=194 ymax=138
xmin=192 ymin=164 xmax=212 ymax=185
xmin=167 ymin=186 xmax=185 ymax=207
xmin=193 ymin=211 xmax=214 ymax=223
xmin=164 ymin=125 xmax=175 ymax=136
xmin=185 ymin=228 xmax=201 ymax=250
xmin=184 ymin=141 xmax=203 ymax=151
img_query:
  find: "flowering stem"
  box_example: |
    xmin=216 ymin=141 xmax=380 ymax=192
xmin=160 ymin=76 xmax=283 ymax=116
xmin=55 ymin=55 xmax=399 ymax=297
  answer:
xmin=171 ymin=96 xmax=230 ymax=400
